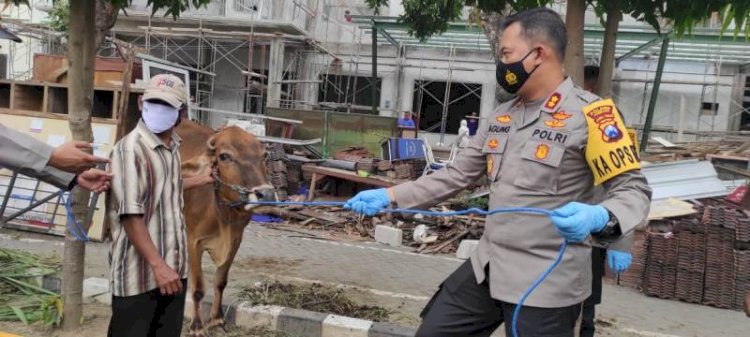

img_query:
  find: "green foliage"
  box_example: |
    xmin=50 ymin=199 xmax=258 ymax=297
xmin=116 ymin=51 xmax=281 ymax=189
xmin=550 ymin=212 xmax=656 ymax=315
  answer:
xmin=48 ymin=0 xmax=69 ymax=33
xmin=365 ymin=0 xmax=389 ymax=15
xmin=368 ymin=0 xmax=750 ymax=42
xmin=0 ymin=248 xmax=62 ymax=327
xmin=401 ymin=0 xmax=465 ymax=41
xmin=6 ymin=0 xmax=210 ymax=19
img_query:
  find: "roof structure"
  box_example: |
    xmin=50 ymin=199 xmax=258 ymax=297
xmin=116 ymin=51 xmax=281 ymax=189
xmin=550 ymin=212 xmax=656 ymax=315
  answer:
xmin=353 ymin=16 xmax=750 ymax=66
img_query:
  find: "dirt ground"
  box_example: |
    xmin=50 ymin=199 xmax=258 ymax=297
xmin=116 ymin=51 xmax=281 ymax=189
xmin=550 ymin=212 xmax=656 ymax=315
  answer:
xmin=0 ymin=303 xmax=291 ymax=337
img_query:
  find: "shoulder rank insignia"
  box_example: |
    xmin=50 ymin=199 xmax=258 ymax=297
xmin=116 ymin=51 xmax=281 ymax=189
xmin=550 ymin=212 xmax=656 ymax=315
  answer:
xmin=545 ymin=92 xmax=562 ymax=110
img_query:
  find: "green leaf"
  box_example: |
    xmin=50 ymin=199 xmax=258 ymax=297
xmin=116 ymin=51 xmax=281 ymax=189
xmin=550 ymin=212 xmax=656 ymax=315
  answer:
xmin=10 ymin=306 xmax=28 ymax=325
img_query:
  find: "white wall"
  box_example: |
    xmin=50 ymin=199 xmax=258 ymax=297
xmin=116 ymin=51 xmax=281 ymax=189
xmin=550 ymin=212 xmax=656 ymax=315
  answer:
xmin=614 ymin=59 xmax=737 ymax=141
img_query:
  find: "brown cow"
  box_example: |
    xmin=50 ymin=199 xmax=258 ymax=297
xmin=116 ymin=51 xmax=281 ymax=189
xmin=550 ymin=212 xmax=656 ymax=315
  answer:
xmin=177 ymin=120 xmax=275 ymax=337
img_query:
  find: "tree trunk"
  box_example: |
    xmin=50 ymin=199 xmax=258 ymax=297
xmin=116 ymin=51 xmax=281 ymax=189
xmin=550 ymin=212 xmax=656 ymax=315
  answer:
xmin=62 ymin=0 xmax=96 ymax=331
xmin=95 ymin=0 xmax=120 ymax=47
xmin=480 ymin=11 xmax=505 ymax=61
xmin=563 ymin=0 xmax=586 ymax=86
xmin=597 ymin=0 xmax=621 ymax=98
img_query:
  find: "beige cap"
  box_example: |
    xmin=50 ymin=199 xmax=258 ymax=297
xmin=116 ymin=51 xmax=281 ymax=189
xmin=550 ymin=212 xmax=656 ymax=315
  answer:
xmin=142 ymin=74 xmax=188 ymax=108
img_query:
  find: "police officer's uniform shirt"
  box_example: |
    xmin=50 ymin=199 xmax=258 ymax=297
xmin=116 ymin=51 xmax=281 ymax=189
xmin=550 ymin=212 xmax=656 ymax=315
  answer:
xmin=392 ymin=78 xmax=652 ymax=308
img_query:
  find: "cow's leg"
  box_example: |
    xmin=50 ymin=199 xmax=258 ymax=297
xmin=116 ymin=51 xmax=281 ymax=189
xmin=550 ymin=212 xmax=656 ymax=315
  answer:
xmin=188 ymin=242 xmax=207 ymax=337
xmin=207 ymin=243 xmax=241 ymax=329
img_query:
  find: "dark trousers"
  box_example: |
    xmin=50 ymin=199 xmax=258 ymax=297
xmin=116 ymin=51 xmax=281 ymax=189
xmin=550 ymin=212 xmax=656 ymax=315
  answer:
xmin=581 ymin=247 xmax=607 ymax=337
xmin=416 ymin=261 xmax=582 ymax=337
xmin=108 ymin=279 xmax=187 ymax=337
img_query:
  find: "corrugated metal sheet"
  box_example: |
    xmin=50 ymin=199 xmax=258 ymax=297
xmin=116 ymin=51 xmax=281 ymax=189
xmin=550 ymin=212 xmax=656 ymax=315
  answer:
xmin=642 ymin=160 xmax=728 ymax=201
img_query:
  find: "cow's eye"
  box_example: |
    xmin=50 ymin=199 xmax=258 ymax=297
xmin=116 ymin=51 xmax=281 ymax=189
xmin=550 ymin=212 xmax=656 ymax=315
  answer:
xmin=219 ymin=153 xmax=232 ymax=161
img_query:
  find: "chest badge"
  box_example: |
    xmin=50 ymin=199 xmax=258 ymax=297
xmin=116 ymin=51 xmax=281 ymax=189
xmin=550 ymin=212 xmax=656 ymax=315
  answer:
xmin=551 ymin=111 xmax=572 ymax=120
xmin=544 ymin=119 xmax=566 ymax=128
xmin=535 ymin=144 xmax=550 ymax=160
xmin=487 ymin=156 xmax=494 ymax=175
xmin=487 ymin=138 xmax=499 ymax=149
xmin=496 ymin=114 xmax=512 ymax=124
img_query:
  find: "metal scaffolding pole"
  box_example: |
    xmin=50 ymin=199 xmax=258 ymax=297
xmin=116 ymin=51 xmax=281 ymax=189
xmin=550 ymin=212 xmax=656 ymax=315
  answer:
xmin=640 ymin=37 xmax=670 ymax=152
xmin=371 ymin=21 xmax=378 ymax=115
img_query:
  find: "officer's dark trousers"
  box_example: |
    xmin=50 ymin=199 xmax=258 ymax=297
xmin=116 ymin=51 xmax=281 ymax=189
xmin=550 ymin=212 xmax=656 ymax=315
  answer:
xmin=416 ymin=261 xmax=581 ymax=337
xmin=580 ymin=247 xmax=607 ymax=337
xmin=107 ymin=279 xmax=187 ymax=337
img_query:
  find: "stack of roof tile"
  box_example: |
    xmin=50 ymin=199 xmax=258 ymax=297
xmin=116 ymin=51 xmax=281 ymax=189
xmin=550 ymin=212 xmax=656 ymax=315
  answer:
xmin=644 ymin=228 xmax=679 ymax=299
xmin=675 ymin=219 xmax=707 ymax=304
xmin=702 ymin=206 xmax=736 ymax=309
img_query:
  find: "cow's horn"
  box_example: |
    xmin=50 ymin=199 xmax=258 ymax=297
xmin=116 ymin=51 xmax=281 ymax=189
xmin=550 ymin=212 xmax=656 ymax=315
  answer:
xmin=207 ymin=135 xmax=216 ymax=150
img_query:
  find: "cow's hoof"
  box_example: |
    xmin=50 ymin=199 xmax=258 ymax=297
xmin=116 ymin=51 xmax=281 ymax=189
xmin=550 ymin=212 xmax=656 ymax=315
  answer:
xmin=207 ymin=318 xmax=226 ymax=330
xmin=189 ymin=320 xmax=205 ymax=337
xmin=187 ymin=330 xmax=206 ymax=337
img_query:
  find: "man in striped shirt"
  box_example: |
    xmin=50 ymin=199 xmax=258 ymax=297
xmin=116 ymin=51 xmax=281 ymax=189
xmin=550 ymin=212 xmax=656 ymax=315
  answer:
xmin=106 ymin=74 xmax=212 ymax=337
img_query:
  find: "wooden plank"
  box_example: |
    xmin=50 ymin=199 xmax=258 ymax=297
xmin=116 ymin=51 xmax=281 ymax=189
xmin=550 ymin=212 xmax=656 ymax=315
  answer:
xmin=302 ymin=165 xmax=407 ymax=187
xmin=308 ymin=172 xmax=318 ymax=200
xmin=0 ymin=108 xmax=118 ymax=124
xmin=648 ymin=198 xmax=698 ymax=220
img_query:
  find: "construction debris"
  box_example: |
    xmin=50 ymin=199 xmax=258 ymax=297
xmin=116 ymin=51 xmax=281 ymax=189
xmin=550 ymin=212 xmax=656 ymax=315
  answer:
xmin=238 ymin=281 xmax=390 ymax=322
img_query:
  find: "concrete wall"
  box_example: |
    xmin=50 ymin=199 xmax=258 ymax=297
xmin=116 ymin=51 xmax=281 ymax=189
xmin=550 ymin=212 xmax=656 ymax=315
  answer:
xmin=614 ymin=59 xmax=738 ymax=142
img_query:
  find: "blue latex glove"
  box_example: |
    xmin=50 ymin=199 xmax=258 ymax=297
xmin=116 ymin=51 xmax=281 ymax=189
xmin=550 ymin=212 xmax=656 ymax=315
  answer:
xmin=550 ymin=202 xmax=609 ymax=243
xmin=344 ymin=188 xmax=390 ymax=216
xmin=607 ymin=250 xmax=632 ymax=274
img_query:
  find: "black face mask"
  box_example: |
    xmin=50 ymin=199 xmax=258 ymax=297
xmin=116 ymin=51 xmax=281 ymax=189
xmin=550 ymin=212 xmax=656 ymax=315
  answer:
xmin=496 ymin=48 xmax=540 ymax=94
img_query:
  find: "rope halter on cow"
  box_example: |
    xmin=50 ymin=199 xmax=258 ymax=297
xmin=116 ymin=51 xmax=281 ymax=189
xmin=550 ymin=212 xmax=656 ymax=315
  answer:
xmin=212 ymin=167 xmax=274 ymax=210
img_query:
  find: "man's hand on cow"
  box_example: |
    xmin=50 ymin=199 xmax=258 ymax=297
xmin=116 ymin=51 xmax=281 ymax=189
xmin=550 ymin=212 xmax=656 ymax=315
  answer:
xmin=183 ymin=171 xmax=214 ymax=190
xmin=49 ymin=141 xmax=110 ymax=173
xmin=153 ymin=262 xmax=182 ymax=296
xmin=76 ymin=169 xmax=113 ymax=193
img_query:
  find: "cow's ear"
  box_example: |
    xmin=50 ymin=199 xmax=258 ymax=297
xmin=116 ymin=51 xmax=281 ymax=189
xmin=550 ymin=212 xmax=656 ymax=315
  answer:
xmin=207 ymin=135 xmax=217 ymax=154
xmin=182 ymin=154 xmax=211 ymax=176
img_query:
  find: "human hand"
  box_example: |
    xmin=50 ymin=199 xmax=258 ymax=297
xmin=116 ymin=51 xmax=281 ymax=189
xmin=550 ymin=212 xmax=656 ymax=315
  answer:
xmin=153 ymin=262 xmax=182 ymax=296
xmin=344 ymin=188 xmax=390 ymax=216
xmin=49 ymin=141 xmax=109 ymax=173
xmin=76 ymin=169 xmax=113 ymax=193
xmin=607 ymin=250 xmax=632 ymax=274
xmin=550 ymin=202 xmax=609 ymax=242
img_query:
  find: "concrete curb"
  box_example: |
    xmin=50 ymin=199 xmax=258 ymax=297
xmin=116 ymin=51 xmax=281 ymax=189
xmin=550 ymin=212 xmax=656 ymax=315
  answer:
xmin=185 ymin=297 xmax=417 ymax=337
xmin=84 ymin=277 xmax=415 ymax=337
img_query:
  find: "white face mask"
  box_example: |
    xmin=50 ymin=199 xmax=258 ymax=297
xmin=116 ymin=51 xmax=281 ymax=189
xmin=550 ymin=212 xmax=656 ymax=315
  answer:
xmin=142 ymin=101 xmax=179 ymax=134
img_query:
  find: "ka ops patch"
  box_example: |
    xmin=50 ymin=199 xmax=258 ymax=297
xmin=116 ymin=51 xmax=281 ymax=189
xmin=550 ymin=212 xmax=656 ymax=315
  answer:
xmin=583 ymin=99 xmax=640 ymax=185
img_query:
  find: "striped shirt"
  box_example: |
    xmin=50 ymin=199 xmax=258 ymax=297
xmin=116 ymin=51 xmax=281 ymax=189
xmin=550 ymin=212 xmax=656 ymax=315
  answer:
xmin=106 ymin=120 xmax=187 ymax=297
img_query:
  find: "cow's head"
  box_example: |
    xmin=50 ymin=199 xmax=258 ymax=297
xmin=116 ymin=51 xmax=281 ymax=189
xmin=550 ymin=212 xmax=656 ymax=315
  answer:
xmin=206 ymin=127 xmax=275 ymax=211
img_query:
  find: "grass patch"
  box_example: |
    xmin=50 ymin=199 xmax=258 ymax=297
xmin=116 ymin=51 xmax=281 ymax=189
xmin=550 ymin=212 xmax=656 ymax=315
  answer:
xmin=0 ymin=248 xmax=61 ymax=326
xmin=238 ymin=281 xmax=390 ymax=322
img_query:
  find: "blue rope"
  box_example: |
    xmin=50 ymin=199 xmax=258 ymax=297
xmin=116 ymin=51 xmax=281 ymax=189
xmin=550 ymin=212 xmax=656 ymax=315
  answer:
xmin=64 ymin=192 xmax=90 ymax=242
xmin=511 ymin=240 xmax=567 ymax=337
xmin=247 ymin=200 xmax=564 ymax=337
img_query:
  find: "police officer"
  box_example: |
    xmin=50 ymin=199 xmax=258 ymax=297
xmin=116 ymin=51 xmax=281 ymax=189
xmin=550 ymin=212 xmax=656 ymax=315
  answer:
xmin=345 ymin=8 xmax=651 ymax=337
